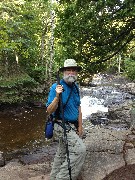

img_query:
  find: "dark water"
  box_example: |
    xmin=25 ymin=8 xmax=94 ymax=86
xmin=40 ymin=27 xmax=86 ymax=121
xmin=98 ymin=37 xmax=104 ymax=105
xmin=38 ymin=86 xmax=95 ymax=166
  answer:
xmin=0 ymin=106 xmax=47 ymax=154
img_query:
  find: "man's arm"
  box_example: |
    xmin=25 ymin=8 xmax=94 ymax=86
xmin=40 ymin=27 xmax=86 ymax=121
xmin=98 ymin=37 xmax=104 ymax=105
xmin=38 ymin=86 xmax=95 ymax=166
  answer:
xmin=78 ymin=106 xmax=83 ymax=136
xmin=46 ymin=85 xmax=63 ymax=115
xmin=46 ymin=96 xmax=59 ymax=115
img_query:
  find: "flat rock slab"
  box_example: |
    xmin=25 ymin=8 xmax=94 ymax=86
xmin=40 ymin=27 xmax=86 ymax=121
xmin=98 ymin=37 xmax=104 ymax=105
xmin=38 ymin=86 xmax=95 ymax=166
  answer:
xmin=0 ymin=161 xmax=50 ymax=180
xmin=82 ymin=128 xmax=135 ymax=180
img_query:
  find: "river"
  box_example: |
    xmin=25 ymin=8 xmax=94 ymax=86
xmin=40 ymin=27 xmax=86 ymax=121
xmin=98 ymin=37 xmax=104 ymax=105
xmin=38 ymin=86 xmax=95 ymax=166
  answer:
xmin=0 ymin=106 xmax=46 ymax=154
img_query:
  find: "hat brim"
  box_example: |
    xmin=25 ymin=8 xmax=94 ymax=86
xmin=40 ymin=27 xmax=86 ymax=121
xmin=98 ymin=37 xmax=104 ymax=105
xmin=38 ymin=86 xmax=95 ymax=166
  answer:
xmin=59 ymin=66 xmax=82 ymax=72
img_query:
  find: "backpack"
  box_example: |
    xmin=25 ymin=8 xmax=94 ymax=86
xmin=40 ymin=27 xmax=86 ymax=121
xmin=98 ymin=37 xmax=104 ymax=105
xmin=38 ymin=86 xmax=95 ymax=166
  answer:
xmin=45 ymin=114 xmax=54 ymax=139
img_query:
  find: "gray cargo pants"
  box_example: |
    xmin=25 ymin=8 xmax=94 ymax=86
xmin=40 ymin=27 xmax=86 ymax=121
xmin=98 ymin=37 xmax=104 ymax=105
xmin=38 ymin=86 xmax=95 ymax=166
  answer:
xmin=50 ymin=123 xmax=86 ymax=180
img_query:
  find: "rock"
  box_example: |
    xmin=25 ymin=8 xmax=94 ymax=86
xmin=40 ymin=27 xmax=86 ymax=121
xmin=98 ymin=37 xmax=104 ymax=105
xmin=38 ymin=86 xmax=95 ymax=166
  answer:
xmin=28 ymin=174 xmax=50 ymax=180
xmin=108 ymin=101 xmax=133 ymax=128
xmin=119 ymin=82 xmax=135 ymax=95
xmin=125 ymin=149 xmax=135 ymax=165
xmin=0 ymin=161 xmax=24 ymax=180
xmin=130 ymin=103 xmax=135 ymax=130
xmin=81 ymin=128 xmax=135 ymax=180
xmin=1 ymin=127 xmax=135 ymax=180
xmin=102 ymin=164 xmax=135 ymax=180
xmin=85 ymin=128 xmax=129 ymax=153
xmin=0 ymin=161 xmax=51 ymax=180
xmin=82 ymin=152 xmax=125 ymax=180
xmin=124 ymin=142 xmax=134 ymax=149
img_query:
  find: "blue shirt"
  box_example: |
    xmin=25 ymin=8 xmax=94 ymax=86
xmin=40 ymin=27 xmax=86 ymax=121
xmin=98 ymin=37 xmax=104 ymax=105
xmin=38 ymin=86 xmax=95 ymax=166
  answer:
xmin=46 ymin=79 xmax=81 ymax=122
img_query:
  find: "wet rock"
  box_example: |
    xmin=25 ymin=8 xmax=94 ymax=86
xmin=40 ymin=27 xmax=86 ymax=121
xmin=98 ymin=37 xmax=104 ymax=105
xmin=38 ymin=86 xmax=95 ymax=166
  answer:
xmin=20 ymin=145 xmax=56 ymax=165
xmin=119 ymin=82 xmax=135 ymax=95
xmin=108 ymin=101 xmax=133 ymax=128
xmin=90 ymin=112 xmax=109 ymax=126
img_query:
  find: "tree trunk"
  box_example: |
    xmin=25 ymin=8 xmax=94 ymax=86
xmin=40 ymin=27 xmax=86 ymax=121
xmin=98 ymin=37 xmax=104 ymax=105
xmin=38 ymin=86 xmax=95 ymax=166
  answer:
xmin=49 ymin=0 xmax=55 ymax=84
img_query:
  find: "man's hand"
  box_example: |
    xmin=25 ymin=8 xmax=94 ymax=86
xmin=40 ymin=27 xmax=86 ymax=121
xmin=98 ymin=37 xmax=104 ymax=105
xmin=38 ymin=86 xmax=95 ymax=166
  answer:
xmin=56 ymin=85 xmax=63 ymax=97
xmin=47 ymin=85 xmax=63 ymax=115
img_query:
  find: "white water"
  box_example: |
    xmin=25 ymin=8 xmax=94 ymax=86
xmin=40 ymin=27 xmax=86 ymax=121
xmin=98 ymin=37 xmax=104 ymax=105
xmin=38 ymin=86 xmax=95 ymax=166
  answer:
xmin=81 ymin=95 xmax=108 ymax=119
xmin=80 ymin=73 xmax=133 ymax=122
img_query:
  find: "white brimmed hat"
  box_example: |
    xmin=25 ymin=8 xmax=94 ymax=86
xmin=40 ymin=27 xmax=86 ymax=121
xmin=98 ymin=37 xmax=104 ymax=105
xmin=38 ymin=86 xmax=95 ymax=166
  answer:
xmin=59 ymin=59 xmax=82 ymax=72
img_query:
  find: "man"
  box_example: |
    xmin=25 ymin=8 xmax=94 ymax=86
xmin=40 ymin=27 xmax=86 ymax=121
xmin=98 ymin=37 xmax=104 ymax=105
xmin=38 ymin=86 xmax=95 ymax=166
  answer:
xmin=46 ymin=59 xmax=86 ymax=180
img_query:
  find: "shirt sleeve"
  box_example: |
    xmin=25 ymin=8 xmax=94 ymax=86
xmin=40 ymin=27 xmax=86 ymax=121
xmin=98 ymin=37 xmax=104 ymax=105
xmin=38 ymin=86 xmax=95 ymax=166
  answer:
xmin=46 ymin=83 xmax=57 ymax=107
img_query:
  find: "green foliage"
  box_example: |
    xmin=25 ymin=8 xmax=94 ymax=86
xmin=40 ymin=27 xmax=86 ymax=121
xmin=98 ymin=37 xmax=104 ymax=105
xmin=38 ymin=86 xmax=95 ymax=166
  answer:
xmin=0 ymin=0 xmax=50 ymax=74
xmin=124 ymin=52 xmax=135 ymax=81
xmin=28 ymin=66 xmax=46 ymax=83
xmin=0 ymin=0 xmax=135 ymax=104
xmin=0 ymin=0 xmax=52 ymax=104
xmin=54 ymin=0 xmax=135 ymax=75
xmin=0 ymin=74 xmax=39 ymax=103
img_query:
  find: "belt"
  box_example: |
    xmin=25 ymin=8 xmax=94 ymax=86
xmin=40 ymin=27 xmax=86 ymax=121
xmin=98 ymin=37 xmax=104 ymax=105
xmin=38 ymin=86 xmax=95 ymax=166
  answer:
xmin=55 ymin=120 xmax=78 ymax=132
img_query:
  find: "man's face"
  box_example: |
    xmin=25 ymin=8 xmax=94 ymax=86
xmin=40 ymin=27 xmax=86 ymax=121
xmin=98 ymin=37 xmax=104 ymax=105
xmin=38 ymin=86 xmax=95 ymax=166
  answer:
xmin=63 ymin=68 xmax=78 ymax=84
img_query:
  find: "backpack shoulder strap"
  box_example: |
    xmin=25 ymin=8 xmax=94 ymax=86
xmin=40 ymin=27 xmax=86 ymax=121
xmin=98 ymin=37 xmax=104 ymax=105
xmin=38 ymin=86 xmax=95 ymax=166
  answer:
xmin=63 ymin=86 xmax=73 ymax=108
xmin=55 ymin=86 xmax=73 ymax=118
xmin=73 ymin=83 xmax=80 ymax=96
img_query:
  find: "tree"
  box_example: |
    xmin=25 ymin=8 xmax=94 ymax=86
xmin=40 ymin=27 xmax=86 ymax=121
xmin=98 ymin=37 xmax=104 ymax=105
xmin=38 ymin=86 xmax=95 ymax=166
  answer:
xmin=54 ymin=0 xmax=135 ymax=74
xmin=124 ymin=49 xmax=135 ymax=81
xmin=0 ymin=0 xmax=53 ymax=103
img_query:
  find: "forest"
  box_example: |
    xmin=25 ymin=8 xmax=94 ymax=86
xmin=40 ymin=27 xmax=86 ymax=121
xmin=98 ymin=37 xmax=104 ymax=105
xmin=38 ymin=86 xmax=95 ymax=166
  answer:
xmin=0 ymin=0 xmax=135 ymax=104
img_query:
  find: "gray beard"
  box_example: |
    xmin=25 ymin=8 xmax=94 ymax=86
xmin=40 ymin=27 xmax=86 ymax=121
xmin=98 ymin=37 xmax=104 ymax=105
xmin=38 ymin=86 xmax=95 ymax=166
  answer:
xmin=63 ymin=75 xmax=77 ymax=84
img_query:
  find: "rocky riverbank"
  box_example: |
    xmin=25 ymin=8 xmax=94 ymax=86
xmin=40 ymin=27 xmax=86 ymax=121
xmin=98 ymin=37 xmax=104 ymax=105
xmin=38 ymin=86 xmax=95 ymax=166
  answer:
xmin=0 ymin=74 xmax=135 ymax=180
xmin=0 ymin=128 xmax=135 ymax=180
